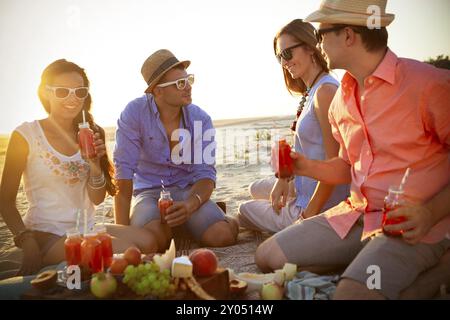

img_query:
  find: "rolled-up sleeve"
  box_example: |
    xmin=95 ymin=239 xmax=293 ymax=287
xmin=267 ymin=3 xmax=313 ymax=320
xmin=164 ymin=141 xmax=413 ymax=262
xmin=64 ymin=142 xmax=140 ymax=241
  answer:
xmin=192 ymin=115 xmax=217 ymax=184
xmin=113 ymin=103 xmax=142 ymax=180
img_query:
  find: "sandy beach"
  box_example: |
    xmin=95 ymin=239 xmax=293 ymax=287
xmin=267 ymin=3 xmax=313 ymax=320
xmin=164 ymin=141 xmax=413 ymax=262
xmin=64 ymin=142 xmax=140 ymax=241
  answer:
xmin=0 ymin=116 xmax=293 ymax=273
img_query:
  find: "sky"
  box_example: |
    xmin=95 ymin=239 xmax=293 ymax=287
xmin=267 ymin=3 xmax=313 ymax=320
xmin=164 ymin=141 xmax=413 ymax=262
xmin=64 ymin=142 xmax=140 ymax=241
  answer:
xmin=1 ymin=0 xmax=449 ymax=134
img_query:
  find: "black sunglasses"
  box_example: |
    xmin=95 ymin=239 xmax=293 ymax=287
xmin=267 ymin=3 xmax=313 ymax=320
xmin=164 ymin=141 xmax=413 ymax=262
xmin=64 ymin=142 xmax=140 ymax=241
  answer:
xmin=276 ymin=43 xmax=305 ymax=63
xmin=315 ymin=25 xmax=347 ymax=43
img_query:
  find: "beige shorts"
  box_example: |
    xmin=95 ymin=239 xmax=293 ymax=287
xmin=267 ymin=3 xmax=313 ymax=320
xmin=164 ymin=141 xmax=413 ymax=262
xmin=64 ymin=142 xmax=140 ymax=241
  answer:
xmin=238 ymin=177 xmax=299 ymax=233
xmin=274 ymin=213 xmax=450 ymax=299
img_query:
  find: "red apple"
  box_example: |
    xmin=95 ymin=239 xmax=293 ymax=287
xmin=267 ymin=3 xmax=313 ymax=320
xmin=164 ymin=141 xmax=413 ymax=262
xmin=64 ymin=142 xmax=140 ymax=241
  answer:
xmin=189 ymin=248 xmax=218 ymax=277
xmin=124 ymin=247 xmax=141 ymax=266
xmin=109 ymin=258 xmax=129 ymax=275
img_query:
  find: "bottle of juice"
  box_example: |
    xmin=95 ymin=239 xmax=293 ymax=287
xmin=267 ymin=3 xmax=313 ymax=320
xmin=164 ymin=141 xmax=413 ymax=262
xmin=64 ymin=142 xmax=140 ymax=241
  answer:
xmin=158 ymin=190 xmax=173 ymax=224
xmin=64 ymin=228 xmax=82 ymax=267
xmin=382 ymin=186 xmax=407 ymax=236
xmin=93 ymin=224 xmax=113 ymax=269
xmin=272 ymin=138 xmax=294 ymax=179
xmin=78 ymin=118 xmax=96 ymax=159
xmin=81 ymin=232 xmax=103 ymax=273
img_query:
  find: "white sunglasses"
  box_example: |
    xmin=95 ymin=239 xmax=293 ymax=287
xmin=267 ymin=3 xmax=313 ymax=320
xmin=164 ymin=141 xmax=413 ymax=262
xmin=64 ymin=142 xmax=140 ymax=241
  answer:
xmin=46 ymin=85 xmax=89 ymax=99
xmin=156 ymin=74 xmax=194 ymax=90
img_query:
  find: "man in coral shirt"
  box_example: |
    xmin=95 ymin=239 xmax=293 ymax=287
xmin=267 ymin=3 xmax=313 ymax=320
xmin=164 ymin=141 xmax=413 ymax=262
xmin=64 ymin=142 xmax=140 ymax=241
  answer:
xmin=255 ymin=0 xmax=450 ymax=299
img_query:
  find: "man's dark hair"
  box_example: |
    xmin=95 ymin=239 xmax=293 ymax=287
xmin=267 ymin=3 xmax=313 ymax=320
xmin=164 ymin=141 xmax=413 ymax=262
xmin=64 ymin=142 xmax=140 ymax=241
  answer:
xmin=336 ymin=25 xmax=388 ymax=52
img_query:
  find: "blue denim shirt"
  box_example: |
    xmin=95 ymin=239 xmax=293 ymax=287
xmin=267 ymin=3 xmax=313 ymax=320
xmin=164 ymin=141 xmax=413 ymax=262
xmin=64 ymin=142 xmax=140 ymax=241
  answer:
xmin=113 ymin=94 xmax=216 ymax=192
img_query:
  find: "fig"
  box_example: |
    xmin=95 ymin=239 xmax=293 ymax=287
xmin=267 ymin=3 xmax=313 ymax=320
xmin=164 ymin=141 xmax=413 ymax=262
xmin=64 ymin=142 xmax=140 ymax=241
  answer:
xmin=30 ymin=270 xmax=58 ymax=291
xmin=229 ymin=279 xmax=248 ymax=295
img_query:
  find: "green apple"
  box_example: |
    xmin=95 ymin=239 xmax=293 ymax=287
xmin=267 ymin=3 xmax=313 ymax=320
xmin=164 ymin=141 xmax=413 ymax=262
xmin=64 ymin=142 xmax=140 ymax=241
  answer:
xmin=261 ymin=281 xmax=284 ymax=300
xmin=90 ymin=272 xmax=117 ymax=299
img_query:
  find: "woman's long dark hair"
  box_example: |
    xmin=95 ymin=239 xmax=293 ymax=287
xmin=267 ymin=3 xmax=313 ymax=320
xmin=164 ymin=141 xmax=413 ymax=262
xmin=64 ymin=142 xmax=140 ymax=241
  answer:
xmin=38 ymin=59 xmax=116 ymax=196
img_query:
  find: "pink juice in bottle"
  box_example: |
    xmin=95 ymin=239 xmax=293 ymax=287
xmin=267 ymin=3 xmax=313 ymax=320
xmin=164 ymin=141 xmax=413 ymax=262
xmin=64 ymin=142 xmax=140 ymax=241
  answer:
xmin=64 ymin=229 xmax=82 ymax=267
xmin=93 ymin=225 xmax=113 ymax=269
xmin=272 ymin=139 xmax=294 ymax=179
xmin=158 ymin=190 xmax=173 ymax=224
xmin=382 ymin=186 xmax=407 ymax=237
xmin=78 ymin=122 xmax=96 ymax=159
xmin=81 ymin=233 xmax=103 ymax=273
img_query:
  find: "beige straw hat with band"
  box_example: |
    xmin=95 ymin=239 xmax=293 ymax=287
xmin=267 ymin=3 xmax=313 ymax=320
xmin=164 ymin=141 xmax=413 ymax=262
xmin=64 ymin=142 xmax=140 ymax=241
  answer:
xmin=304 ymin=0 xmax=395 ymax=27
xmin=141 ymin=49 xmax=190 ymax=93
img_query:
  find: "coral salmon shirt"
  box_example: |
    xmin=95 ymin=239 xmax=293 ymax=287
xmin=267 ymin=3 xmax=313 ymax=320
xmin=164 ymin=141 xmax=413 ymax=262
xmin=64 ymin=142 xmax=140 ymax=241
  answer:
xmin=326 ymin=49 xmax=450 ymax=243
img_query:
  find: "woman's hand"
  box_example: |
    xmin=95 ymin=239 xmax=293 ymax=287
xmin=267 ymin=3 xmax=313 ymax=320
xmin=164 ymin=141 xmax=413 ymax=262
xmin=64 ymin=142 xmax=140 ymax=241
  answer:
xmin=93 ymin=132 xmax=107 ymax=160
xmin=270 ymin=178 xmax=290 ymax=214
xmin=86 ymin=133 xmax=106 ymax=173
xmin=17 ymin=237 xmax=42 ymax=276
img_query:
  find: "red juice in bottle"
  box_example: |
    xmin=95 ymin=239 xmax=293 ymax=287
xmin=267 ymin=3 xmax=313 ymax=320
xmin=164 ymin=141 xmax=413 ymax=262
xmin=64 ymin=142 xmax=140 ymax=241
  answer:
xmin=276 ymin=139 xmax=294 ymax=178
xmin=158 ymin=190 xmax=173 ymax=224
xmin=81 ymin=233 xmax=103 ymax=273
xmin=93 ymin=225 xmax=113 ymax=269
xmin=382 ymin=186 xmax=407 ymax=236
xmin=78 ymin=122 xmax=96 ymax=159
xmin=64 ymin=229 xmax=82 ymax=267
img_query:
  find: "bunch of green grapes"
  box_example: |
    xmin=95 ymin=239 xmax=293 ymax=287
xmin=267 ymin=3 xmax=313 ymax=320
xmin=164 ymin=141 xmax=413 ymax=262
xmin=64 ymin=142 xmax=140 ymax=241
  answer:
xmin=123 ymin=262 xmax=176 ymax=298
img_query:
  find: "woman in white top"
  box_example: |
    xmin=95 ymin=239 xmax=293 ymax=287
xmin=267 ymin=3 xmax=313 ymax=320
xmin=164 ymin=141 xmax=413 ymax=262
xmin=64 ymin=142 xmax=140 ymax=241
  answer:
xmin=0 ymin=59 xmax=157 ymax=275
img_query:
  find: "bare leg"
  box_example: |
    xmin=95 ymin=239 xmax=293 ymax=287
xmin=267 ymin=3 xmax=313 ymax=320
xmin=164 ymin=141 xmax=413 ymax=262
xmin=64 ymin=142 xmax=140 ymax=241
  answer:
xmin=105 ymin=224 xmax=158 ymax=254
xmin=255 ymin=237 xmax=288 ymax=272
xmin=144 ymin=219 xmax=172 ymax=252
xmin=255 ymin=235 xmax=346 ymax=274
xmin=42 ymin=237 xmax=66 ymax=266
xmin=201 ymin=218 xmax=238 ymax=247
xmin=333 ymin=278 xmax=385 ymax=300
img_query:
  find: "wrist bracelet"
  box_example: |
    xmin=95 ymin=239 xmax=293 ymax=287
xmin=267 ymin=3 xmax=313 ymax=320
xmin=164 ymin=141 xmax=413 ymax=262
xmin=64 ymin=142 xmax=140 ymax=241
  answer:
xmin=275 ymin=173 xmax=294 ymax=182
xmin=88 ymin=178 xmax=106 ymax=190
xmin=90 ymin=173 xmax=105 ymax=184
xmin=193 ymin=193 xmax=202 ymax=207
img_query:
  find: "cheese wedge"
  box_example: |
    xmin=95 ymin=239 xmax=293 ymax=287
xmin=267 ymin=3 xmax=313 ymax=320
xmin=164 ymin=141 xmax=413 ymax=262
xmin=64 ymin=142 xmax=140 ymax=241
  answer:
xmin=171 ymin=256 xmax=193 ymax=278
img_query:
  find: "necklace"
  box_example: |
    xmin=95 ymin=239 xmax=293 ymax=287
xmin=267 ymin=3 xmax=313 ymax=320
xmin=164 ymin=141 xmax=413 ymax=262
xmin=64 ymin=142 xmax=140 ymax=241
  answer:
xmin=290 ymin=70 xmax=324 ymax=132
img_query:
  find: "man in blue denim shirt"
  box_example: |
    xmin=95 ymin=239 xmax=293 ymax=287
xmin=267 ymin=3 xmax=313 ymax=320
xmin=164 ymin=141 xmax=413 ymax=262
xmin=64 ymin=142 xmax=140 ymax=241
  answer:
xmin=113 ymin=49 xmax=238 ymax=251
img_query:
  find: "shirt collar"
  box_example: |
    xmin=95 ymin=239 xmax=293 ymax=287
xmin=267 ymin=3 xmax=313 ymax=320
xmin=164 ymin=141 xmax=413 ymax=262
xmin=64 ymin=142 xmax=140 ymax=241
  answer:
xmin=372 ymin=48 xmax=397 ymax=85
xmin=340 ymin=48 xmax=397 ymax=93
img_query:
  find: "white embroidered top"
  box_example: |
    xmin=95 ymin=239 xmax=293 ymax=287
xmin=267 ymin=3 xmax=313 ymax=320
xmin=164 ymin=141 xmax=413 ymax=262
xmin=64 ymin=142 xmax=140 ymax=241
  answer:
xmin=15 ymin=120 xmax=95 ymax=236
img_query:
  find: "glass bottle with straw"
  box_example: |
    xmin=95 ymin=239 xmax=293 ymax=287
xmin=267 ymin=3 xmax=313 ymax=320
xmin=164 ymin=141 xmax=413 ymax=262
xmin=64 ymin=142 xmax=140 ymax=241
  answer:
xmin=80 ymin=208 xmax=103 ymax=273
xmin=64 ymin=209 xmax=82 ymax=269
xmin=158 ymin=179 xmax=173 ymax=224
xmin=93 ymin=202 xmax=113 ymax=269
xmin=78 ymin=110 xmax=96 ymax=159
xmin=382 ymin=168 xmax=410 ymax=236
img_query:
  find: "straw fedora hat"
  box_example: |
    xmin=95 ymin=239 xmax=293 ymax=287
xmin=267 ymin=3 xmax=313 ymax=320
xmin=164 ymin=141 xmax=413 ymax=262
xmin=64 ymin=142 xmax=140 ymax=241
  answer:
xmin=141 ymin=49 xmax=190 ymax=93
xmin=304 ymin=0 xmax=395 ymax=27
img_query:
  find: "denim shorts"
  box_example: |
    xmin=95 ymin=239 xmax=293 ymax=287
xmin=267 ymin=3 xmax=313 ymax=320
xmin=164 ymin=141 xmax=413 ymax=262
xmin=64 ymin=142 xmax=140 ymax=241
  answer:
xmin=130 ymin=186 xmax=227 ymax=241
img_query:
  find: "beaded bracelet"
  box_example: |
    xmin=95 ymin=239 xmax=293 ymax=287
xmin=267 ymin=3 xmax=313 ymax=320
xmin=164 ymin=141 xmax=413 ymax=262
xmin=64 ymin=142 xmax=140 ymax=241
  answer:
xmin=88 ymin=173 xmax=106 ymax=189
xmin=88 ymin=179 xmax=106 ymax=190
